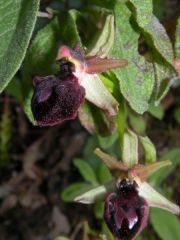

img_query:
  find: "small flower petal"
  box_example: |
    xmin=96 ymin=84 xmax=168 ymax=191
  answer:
xmin=86 ymin=56 xmax=128 ymax=74
xmin=132 ymin=160 xmax=171 ymax=181
xmin=94 ymin=148 xmax=128 ymax=172
xmin=80 ymin=73 xmax=119 ymax=116
xmin=74 ymin=180 xmax=115 ymax=204
xmin=138 ymin=181 xmax=180 ymax=215
xmin=57 ymin=44 xmax=84 ymax=65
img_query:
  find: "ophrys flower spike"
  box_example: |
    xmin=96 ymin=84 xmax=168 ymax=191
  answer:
xmin=74 ymin=130 xmax=180 ymax=240
xmin=31 ymin=44 xmax=128 ymax=126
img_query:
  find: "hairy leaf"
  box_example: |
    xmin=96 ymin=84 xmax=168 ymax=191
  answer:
xmin=112 ymin=2 xmax=154 ymax=114
xmin=128 ymin=0 xmax=176 ymax=103
xmin=0 ymin=0 xmax=39 ymax=93
xmin=129 ymin=0 xmax=174 ymax=66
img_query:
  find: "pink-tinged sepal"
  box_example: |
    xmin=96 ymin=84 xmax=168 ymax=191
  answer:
xmin=57 ymin=44 xmax=85 ymax=64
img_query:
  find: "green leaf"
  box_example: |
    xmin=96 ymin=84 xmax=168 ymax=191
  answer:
xmin=98 ymin=163 xmax=112 ymax=184
xmin=150 ymin=208 xmax=180 ymax=240
xmin=122 ymin=129 xmax=138 ymax=167
xmin=128 ymin=0 xmax=174 ymax=66
xmin=59 ymin=9 xmax=82 ymax=48
xmin=112 ymin=2 xmax=154 ymax=114
xmin=139 ymin=136 xmax=156 ymax=163
xmin=87 ymin=11 xmax=114 ymax=57
xmin=5 ymin=76 xmax=23 ymax=102
xmin=136 ymin=236 xmax=142 ymax=240
xmin=23 ymin=16 xmax=61 ymax=76
xmin=148 ymin=103 xmax=164 ymax=120
xmin=83 ymin=136 xmax=101 ymax=169
xmin=0 ymin=106 xmax=11 ymax=166
xmin=153 ymin=0 xmax=166 ymax=20
xmin=24 ymin=9 xmax=82 ymax=76
xmin=94 ymin=201 xmax=104 ymax=219
xmin=61 ymin=182 xmax=92 ymax=202
xmin=128 ymin=0 xmax=176 ymax=103
xmin=153 ymin=63 xmax=176 ymax=105
xmin=102 ymin=221 xmax=114 ymax=240
xmin=97 ymin=131 xmax=118 ymax=149
xmin=149 ymin=148 xmax=180 ymax=186
xmin=73 ymin=159 xmax=98 ymax=185
xmin=0 ymin=0 xmax=39 ymax=93
xmin=128 ymin=110 xmax=146 ymax=134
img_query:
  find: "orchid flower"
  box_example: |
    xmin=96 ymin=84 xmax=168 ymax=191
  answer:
xmin=31 ymin=44 xmax=128 ymax=126
xmin=74 ymin=131 xmax=180 ymax=240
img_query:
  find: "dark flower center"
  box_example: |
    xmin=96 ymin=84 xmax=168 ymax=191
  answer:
xmin=104 ymin=179 xmax=149 ymax=240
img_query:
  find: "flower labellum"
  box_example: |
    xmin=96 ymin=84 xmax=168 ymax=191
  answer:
xmin=104 ymin=179 xmax=149 ymax=240
xmin=31 ymin=66 xmax=85 ymax=126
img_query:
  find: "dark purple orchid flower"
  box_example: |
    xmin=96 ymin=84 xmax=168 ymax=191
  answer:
xmin=75 ymin=149 xmax=180 ymax=240
xmin=31 ymin=66 xmax=85 ymax=126
xmin=104 ymin=179 xmax=149 ymax=240
xmin=31 ymin=44 xmax=128 ymax=126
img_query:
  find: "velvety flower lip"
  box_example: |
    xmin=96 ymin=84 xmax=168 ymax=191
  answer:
xmin=104 ymin=179 xmax=149 ymax=240
xmin=31 ymin=73 xmax=85 ymax=126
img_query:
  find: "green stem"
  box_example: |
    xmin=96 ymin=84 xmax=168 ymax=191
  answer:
xmin=116 ymin=93 xmax=127 ymax=153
